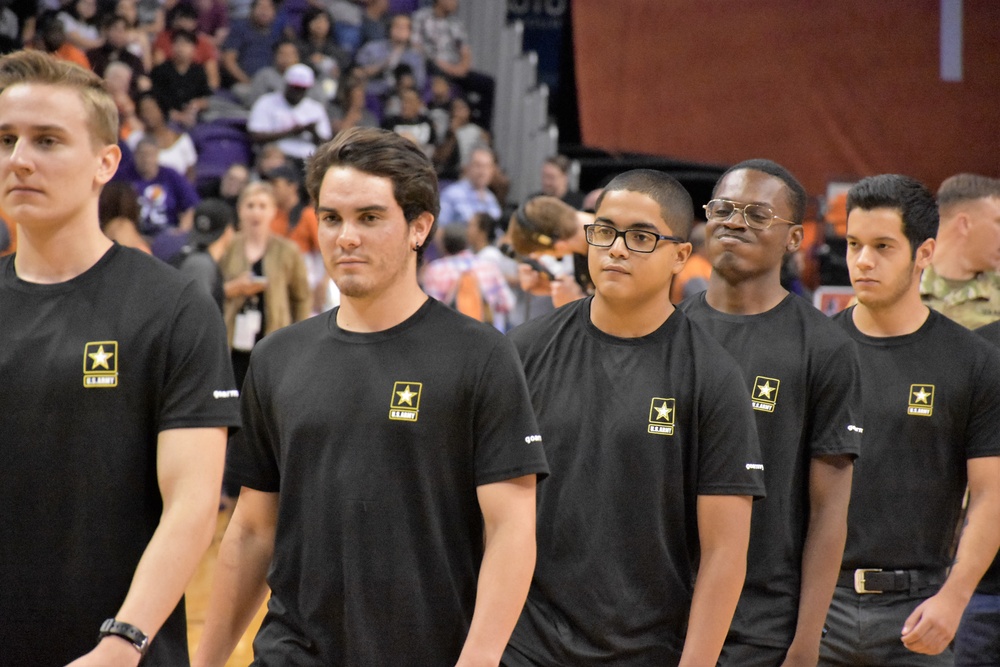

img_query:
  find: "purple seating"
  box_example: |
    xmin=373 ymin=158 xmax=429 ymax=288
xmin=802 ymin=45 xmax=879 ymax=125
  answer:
xmin=388 ymin=0 xmax=419 ymax=13
xmin=190 ymin=120 xmax=253 ymax=191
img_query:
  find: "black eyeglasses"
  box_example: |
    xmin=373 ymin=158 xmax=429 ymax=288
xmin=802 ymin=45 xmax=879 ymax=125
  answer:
xmin=584 ymin=223 xmax=685 ymax=253
xmin=703 ymin=199 xmax=796 ymax=230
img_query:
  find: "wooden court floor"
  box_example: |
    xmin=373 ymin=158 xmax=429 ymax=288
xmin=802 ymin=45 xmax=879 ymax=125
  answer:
xmin=186 ymin=506 xmax=267 ymax=666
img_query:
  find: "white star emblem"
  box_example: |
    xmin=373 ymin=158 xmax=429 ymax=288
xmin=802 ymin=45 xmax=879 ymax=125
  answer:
xmin=655 ymin=402 xmax=672 ymax=421
xmin=913 ymin=387 xmax=930 ymax=404
xmin=757 ymin=381 xmax=775 ymax=400
xmin=396 ymin=385 xmax=416 ymax=406
xmin=88 ymin=345 xmax=113 ymax=370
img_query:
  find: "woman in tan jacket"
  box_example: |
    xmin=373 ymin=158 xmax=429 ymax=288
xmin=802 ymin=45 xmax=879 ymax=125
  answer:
xmin=221 ymin=181 xmax=310 ymax=388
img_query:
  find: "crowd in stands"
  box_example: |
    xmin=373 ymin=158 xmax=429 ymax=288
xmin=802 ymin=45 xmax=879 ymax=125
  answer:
xmin=0 ymin=0 xmax=973 ymax=336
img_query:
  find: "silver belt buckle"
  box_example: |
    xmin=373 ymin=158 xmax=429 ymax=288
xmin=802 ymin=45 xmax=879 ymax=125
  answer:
xmin=854 ymin=568 xmax=883 ymax=594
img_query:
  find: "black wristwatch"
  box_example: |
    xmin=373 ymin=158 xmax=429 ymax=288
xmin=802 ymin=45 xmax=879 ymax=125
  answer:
xmin=98 ymin=618 xmax=149 ymax=655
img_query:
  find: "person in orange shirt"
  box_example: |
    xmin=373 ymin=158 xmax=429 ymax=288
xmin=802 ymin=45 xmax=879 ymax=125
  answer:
xmin=670 ymin=221 xmax=712 ymax=303
xmin=33 ymin=12 xmax=90 ymax=70
xmin=265 ymin=164 xmax=327 ymax=311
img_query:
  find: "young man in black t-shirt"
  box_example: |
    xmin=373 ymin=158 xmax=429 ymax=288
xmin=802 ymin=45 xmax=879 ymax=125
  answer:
xmin=0 ymin=51 xmax=240 ymax=665
xmin=193 ymin=127 xmax=548 ymax=667
xmin=503 ymin=169 xmax=765 ymax=666
xmin=955 ymin=320 xmax=1000 ymax=667
xmin=821 ymin=174 xmax=1000 ymax=666
xmin=681 ymin=159 xmax=861 ymax=666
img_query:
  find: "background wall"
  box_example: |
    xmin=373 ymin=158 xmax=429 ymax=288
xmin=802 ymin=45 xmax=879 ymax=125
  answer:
xmin=573 ymin=0 xmax=1000 ymax=195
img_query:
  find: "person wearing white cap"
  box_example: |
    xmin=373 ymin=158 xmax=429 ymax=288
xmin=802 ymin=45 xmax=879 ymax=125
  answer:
xmin=247 ymin=61 xmax=332 ymax=163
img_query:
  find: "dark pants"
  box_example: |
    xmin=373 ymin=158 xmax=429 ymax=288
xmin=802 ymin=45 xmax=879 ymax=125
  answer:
xmin=718 ymin=641 xmax=788 ymax=667
xmin=954 ymin=593 xmax=1000 ymax=666
xmin=820 ymin=586 xmax=954 ymax=666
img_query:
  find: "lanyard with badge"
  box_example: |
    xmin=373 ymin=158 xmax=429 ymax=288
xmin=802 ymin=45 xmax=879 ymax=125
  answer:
xmin=233 ymin=273 xmax=266 ymax=351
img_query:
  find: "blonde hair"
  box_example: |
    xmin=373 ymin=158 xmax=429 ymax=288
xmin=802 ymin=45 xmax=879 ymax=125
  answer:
xmin=508 ymin=195 xmax=578 ymax=255
xmin=0 ymin=50 xmax=118 ymax=148
xmin=237 ymin=180 xmax=277 ymax=209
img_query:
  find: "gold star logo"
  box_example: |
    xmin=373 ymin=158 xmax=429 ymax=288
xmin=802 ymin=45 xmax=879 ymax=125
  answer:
xmin=655 ymin=402 xmax=672 ymax=421
xmin=912 ymin=387 xmax=930 ymax=404
xmin=88 ymin=345 xmax=113 ymax=370
xmin=396 ymin=385 xmax=416 ymax=406
xmin=756 ymin=381 xmax=775 ymax=400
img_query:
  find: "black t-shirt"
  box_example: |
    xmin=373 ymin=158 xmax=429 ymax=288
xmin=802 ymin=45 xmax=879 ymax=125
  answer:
xmin=681 ymin=292 xmax=862 ymax=648
xmin=835 ymin=307 xmax=1000 ymax=570
xmin=0 ymin=244 xmax=240 ymax=666
xmin=505 ymin=297 xmax=766 ymax=665
xmin=974 ymin=320 xmax=1000 ymax=595
xmin=150 ymin=61 xmax=213 ymax=112
xmin=226 ymin=298 xmax=549 ymax=666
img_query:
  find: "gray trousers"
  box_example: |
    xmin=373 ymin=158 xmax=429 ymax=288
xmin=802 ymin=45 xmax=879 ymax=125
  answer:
xmin=820 ymin=585 xmax=954 ymax=666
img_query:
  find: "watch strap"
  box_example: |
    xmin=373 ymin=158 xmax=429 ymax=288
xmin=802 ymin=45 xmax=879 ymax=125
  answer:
xmin=98 ymin=618 xmax=149 ymax=655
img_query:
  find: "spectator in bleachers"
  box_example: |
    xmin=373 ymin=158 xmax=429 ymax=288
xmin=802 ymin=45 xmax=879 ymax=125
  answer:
xmin=57 ymin=0 xmax=102 ymax=51
xmin=247 ymin=62 xmax=332 ymax=164
xmin=314 ymin=0 xmax=362 ymax=55
xmin=359 ymin=0 xmax=388 ymax=45
xmin=264 ymin=164 xmax=329 ymax=312
xmin=220 ymin=180 xmax=310 ymax=387
xmin=536 ymin=154 xmax=584 ymax=210
xmin=295 ymin=7 xmax=348 ymax=87
xmin=264 ymin=163 xmax=316 ymax=248
xmin=432 ymin=95 xmax=486 ymax=181
xmin=87 ymin=13 xmax=147 ymax=78
xmin=354 ymin=11 xmax=424 ymax=100
xmin=128 ymin=91 xmax=199 ymax=180
xmin=380 ymin=61 xmax=414 ymax=117
xmin=254 ymin=141 xmax=289 ymax=176
xmin=381 ymin=86 xmax=435 ymax=156
xmin=150 ymin=29 xmax=213 ymax=126
xmin=422 ymin=222 xmax=515 ymax=330
xmin=411 ymin=0 xmax=494 ymax=129
xmin=98 ymin=180 xmax=152 ymax=254
xmin=221 ymin=0 xmax=278 ymax=87
xmin=425 ymin=73 xmax=452 ymax=140
xmin=437 ymin=144 xmax=501 ymax=226
xmin=153 ymin=2 xmax=221 ymax=89
xmin=670 ymin=221 xmax=711 ymax=304
xmin=329 ymin=73 xmax=378 ymax=133
xmin=192 ymin=0 xmax=228 ymax=45
xmin=172 ymin=198 xmax=236 ymax=311
xmin=212 ymin=162 xmax=250 ymax=211
xmin=129 ymin=135 xmax=200 ymax=237
xmin=115 ymin=0 xmax=156 ymax=67
xmin=245 ymin=38 xmax=332 ymax=107
xmin=33 ymin=11 xmax=90 ymax=69
xmin=0 ymin=0 xmax=21 ymax=48
xmin=104 ymin=61 xmax=142 ymax=139
xmin=467 ymin=210 xmax=527 ymax=327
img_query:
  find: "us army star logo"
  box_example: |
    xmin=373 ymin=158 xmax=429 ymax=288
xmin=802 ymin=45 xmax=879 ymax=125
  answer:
xmin=389 ymin=381 xmax=422 ymax=422
xmin=907 ymin=384 xmax=934 ymax=417
xmin=752 ymin=376 xmax=780 ymax=413
xmin=648 ymin=397 xmax=675 ymax=436
xmin=83 ymin=341 xmax=119 ymax=388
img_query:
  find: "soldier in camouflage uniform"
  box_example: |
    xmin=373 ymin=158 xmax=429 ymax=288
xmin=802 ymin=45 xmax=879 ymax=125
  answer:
xmin=918 ymin=173 xmax=1000 ymax=667
xmin=919 ymin=173 xmax=1000 ymax=329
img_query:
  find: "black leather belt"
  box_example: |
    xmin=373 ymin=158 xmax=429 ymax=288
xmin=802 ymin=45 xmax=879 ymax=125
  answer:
xmin=837 ymin=568 xmax=947 ymax=594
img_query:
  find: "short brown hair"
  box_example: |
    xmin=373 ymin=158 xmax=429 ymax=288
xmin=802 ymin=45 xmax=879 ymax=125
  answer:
xmin=0 ymin=50 xmax=118 ymax=148
xmin=937 ymin=173 xmax=1000 ymax=217
xmin=508 ymin=195 xmax=578 ymax=255
xmin=306 ymin=127 xmax=439 ymax=261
